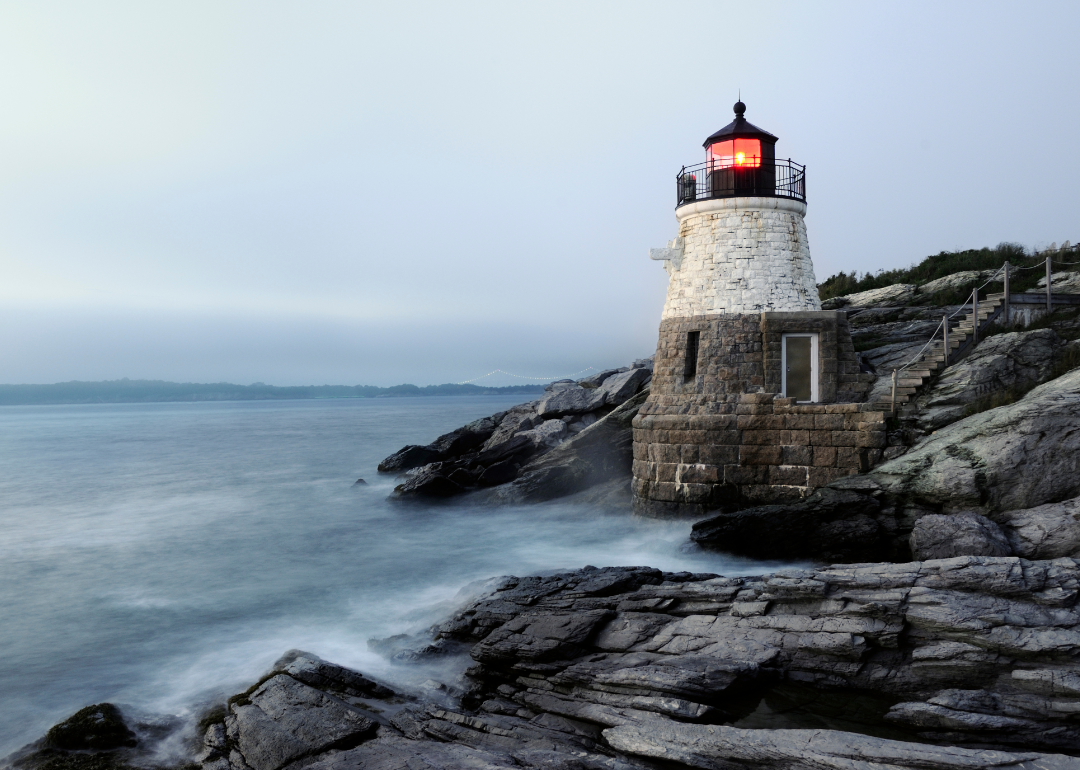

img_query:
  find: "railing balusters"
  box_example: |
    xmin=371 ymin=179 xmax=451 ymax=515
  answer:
xmin=676 ymin=159 xmax=806 ymax=207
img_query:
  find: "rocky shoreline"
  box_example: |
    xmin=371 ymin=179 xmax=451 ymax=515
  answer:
xmin=15 ymin=558 xmax=1080 ymax=769
xmin=8 ymin=267 xmax=1080 ymax=770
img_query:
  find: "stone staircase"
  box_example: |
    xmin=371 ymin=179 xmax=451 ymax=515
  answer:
xmin=870 ymin=294 xmax=1006 ymax=413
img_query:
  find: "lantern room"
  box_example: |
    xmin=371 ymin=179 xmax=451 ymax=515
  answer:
xmin=676 ymin=101 xmax=804 ymax=206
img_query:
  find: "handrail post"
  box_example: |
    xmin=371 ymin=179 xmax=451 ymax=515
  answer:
xmin=1046 ymin=254 xmax=1053 ymax=311
xmin=891 ymin=369 xmax=897 ymax=413
xmin=972 ymin=288 xmax=979 ymax=345
xmin=1003 ymin=261 xmax=1010 ymax=325
xmin=942 ymin=316 xmax=949 ymax=366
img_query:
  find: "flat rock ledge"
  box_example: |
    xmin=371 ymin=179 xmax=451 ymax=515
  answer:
xmin=19 ymin=559 xmax=1080 ymax=770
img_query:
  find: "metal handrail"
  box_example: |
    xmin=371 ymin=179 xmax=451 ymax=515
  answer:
xmin=878 ymin=247 xmax=1079 ymax=411
xmin=676 ymin=158 xmax=806 ymax=207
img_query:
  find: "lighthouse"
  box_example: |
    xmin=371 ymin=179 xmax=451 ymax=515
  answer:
xmin=632 ymin=101 xmax=881 ymax=516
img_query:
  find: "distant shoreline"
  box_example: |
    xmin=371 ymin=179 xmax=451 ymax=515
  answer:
xmin=0 ymin=379 xmax=545 ymax=406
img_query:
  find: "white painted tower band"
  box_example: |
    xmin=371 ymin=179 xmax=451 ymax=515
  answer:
xmin=651 ymin=196 xmax=821 ymax=318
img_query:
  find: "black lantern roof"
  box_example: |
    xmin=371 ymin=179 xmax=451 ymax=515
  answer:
xmin=702 ymin=101 xmax=778 ymax=148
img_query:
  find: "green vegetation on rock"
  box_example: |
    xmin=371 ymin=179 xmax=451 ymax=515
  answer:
xmin=818 ymin=242 xmax=1041 ymax=301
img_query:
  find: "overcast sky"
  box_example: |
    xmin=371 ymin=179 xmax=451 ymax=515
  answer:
xmin=2 ymin=1 xmax=1078 ymax=386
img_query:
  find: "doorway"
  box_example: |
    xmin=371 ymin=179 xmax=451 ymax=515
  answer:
xmin=782 ymin=333 xmax=818 ymax=402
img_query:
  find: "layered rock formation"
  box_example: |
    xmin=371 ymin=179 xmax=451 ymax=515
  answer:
xmin=24 ymin=559 xmax=1080 ymax=770
xmin=379 ymin=362 xmax=653 ymax=500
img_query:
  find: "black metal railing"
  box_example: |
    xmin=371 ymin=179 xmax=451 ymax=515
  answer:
xmin=676 ymin=159 xmax=806 ymax=207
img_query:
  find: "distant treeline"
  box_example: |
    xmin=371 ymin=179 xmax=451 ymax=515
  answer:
xmin=0 ymin=379 xmax=546 ymax=406
xmin=817 ymin=242 xmax=1043 ymax=301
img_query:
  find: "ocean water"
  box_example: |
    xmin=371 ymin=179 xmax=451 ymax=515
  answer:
xmin=0 ymin=397 xmax=802 ymax=757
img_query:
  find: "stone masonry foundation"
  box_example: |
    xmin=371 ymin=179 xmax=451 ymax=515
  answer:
xmin=632 ymin=393 xmax=887 ymax=516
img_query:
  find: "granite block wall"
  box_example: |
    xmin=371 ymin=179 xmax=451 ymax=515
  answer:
xmin=632 ymin=393 xmax=887 ymax=516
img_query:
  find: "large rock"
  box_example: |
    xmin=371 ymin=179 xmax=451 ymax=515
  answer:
xmin=377 ymin=444 xmax=441 ymax=473
xmin=377 ymin=418 xmax=498 ymax=473
xmin=536 ymin=385 xmax=608 ymax=418
xmin=1030 ymin=269 xmax=1080 ymax=294
xmin=997 ymin=496 xmax=1080 ymax=559
xmin=599 ymin=368 xmax=651 ymax=406
xmin=821 ymin=283 xmax=917 ymax=309
xmin=916 ymin=270 xmax=997 ymax=295
xmin=909 ymin=513 xmax=1012 ymax=559
xmin=44 ymin=703 xmax=137 ymax=751
xmin=392 ymin=463 xmax=466 ymax=497
xmin=850 ymin=366 xmax=1080 ymax=515
xmin=224 ymin=675 xmax=376 ymax=770
xmin=419 ymin=559 xmax=1080 ymax=760
xmin=912 ymin=329 xmax=1065 ymax=430
xmin=578 ymin=368 xmax=626 ymax=388
xmin=480 ymin=404 xmax=540 ymax=452
xmin=690 ymin=487 xmax=888 ymax=561
xmin=428 ymin=417 xmax=498 ymax=456
xmin=604 ymin=720 xmax=1076 ymax=770
xmin=492 ymin=388 xmax=649 ymax=503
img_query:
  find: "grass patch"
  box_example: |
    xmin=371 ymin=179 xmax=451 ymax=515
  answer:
xmin=195 ymin=704 xmax=228 ymax=734
xmin=227 ymin=671 xmax=283 ymax=709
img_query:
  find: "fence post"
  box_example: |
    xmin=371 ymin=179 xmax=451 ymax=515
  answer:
xmin=942 ymin=316 xmax=949 ymax=366
xmin=1046 ymin=254 xmax=1053 ymax=311
xmin=972 ymin=288 xmax=979 ymax=345
xmin=891 ymin=369 xmax=897 ymax=413
xmin=1003 ymin=261 xmax=1010 ymax=325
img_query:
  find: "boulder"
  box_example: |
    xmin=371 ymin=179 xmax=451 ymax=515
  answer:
xmin=604 ymin=721 xmax=1075 ymax=770
xmin=379 ymin=418 xmax=501 ymax=474
xmin=1030 ymin=270 xmax=1080 ymax=294
xmin=821 ymin=283 xmax=917 ymax=309
xmin=690 ymin=488 xmax=887 ymax=561
xmin=477 ymin=459 xmax=519 ymax=487
xmin=393 ymin=464 xmax=465 ymax=498
xmin=997 ymin=496 xmax=1080 ymax=559
xmin=481 ymin=405 xmax=540 ymax=452
xmin=377 ymin=444 xmax=440 ymax=473
xmin=578 ymin=368 xmax=626 ymax=388
xmin=598 ymin=368 xmax=651 ymax=406
xmin=911 ymin=329 xmax=1064 ymax=430
xmin=493 ymin=389 xmax=648 ymax=503
xmin=909 ymin=513 xmax=1012 ymax=560
xmin=516 ymin=419 xmax=568 ymax=449
xmin=536 ymin=386 xmax=608 ymax=418
xmin=847 ymin=366 xmax=1080 ymax=515
xmin=44 ymin=703 xmax=137 ymax=751
xmin=544 ymin=379 xmax=577 ymax=391
xmin=225 ymin=674 xmax=375 ymax=770
xmin=916 ymin=270 xmax=997 ymax=295
xmin=277 ymin=651 xmax=394 ymax=699
xmin=421 ymin=559 xmax=1080 ymax=760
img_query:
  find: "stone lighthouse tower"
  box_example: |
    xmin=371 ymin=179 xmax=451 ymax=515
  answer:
xmin=632 ymin=101 xmax=880 ymax=516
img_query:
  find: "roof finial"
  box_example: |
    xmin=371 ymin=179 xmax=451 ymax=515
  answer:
xmin=733 ymin=91 xmax=746 ymax=118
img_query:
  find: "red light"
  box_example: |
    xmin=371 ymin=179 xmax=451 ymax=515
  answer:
xmin=707 ymin=138 xmax=761 ymax=169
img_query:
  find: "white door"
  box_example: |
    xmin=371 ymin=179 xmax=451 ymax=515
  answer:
xmin=782 ymin=333 xmax=818 ymax=402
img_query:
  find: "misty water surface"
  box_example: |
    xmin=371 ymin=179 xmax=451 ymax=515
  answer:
xmin=0 ymin=396 xmax=803 ymax=756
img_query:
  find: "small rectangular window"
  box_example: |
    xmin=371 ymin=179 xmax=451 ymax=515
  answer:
xmin=684 ymin=331 xmax=700 ymax=381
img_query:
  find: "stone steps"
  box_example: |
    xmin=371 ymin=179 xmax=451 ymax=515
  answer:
xmin=877 ymin=296 xmax=1006 ymax=414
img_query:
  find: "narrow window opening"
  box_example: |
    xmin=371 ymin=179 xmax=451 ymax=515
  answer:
xmin=684 ymin=331 xmax=700 ymax=381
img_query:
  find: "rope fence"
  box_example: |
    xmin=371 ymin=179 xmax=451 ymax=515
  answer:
xmin=885 ymin=248 xmax=1079 ymax=411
